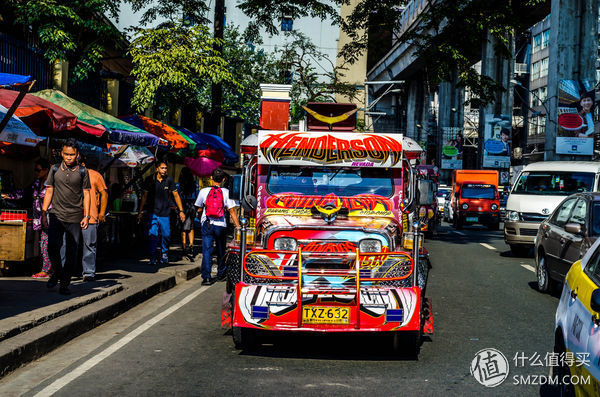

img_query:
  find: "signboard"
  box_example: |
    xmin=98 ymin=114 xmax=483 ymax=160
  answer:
xmin=556 ymin=80 xmax=595 ymax=155
xmin=483 ymin=114 xmax=511 ymax=169
xmin=441 ymin=127 xmax=463 ymax=169
xmin=258 ymin=131 xmax=403 ymax=168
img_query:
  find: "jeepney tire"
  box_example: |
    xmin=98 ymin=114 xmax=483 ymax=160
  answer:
xmin=487 ymin=222 xmax=500 ymax=231
xmin=226 ymin=253 xmax=241 ymax=294
xmin=391 ymin=331 xmax=421 ymax=358
xmin=233 ymin=326 xmax=258 ymax=351
xmin=536 ymin=249 xmax=551 ymax=293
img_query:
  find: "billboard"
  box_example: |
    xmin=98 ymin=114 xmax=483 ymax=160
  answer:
xmin=441 ymin=127 xmax=463 ymax=169
xmin=483 ymin=114 xmax=511 ymax=169
xmin=556 ymin=80 xmax=595 ymax=155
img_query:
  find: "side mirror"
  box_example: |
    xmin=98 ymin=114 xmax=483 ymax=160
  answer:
xmin=231 ymin=174 xmax=243 ymax=202
xmin=591 ymin=289 xmax=600 ymax=313
xmin=418 ymin=180 xmax=435 ymax=206
xmin=564 ymin=222 xmax=583 ymax=235
xmin=242 ymin=195 xmax=257 ymax=211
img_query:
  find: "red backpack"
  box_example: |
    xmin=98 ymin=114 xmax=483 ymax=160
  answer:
xmin=205 ymin=186 xmax=225 ymax=219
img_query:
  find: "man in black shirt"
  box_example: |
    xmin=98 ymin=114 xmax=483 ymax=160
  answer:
xmin=138 ymin=161 xmax=186 ymax=265
xmin=41 ymin=139 xmax=91 ymax=295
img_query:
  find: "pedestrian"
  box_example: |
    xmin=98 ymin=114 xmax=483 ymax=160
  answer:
xmin=195 ymin=168 xmax=240 ymax=286
xmin=137 ymin=161 xmax=186 ymax=265
xmin=41 ymin=139 xmax=91 ymax=295
xmin=178 ymin=167 xmax=198 ymax=261
xmin=1 ymin=158 xmax=52 ymax=278
xmin=79 ymin=156 xmax=108 ymax=281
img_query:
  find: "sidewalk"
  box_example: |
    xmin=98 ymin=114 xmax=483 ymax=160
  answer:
xmin=0 ymin=250 xmax=202 ymax=378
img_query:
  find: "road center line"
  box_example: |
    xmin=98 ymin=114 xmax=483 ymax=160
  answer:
xmin=521 ymin=264 xmax=536 ymax=273
xmin=33 ymin=285 xmax=210 ymax=397
xmin=480 ymin=243 xmax=496 ymax=251
xmin=452 ymin=231 xmax=466 ymax=237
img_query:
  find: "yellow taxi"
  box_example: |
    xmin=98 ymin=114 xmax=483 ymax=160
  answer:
xmin=554 ymin=238 xmax=600 ymax=396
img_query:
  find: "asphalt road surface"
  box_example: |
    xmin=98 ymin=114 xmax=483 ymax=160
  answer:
xmin=0 ymin=223 xmax=563 ymax=396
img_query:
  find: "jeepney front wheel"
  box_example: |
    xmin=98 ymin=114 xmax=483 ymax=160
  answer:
xmin=233 ymin=326 xmax=258 ymax=351
xmin=391 ymin=331 xmax=421 ymax=358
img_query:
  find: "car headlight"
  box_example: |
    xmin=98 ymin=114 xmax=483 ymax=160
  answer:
xmin=491 ymin=204 xmax=498 ymax=211
xmin=461 ymin=203 xmax=469 ymax=210
xmin=506 ymin=211 xmax=519 ymax=221
xmin=359 ymin=238 xmax=382 ymax=252
xmin=274 ymin=237 xmax=297 ymax=251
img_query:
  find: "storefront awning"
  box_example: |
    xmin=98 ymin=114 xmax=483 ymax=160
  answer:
xmin=120 ymin=114 xmax=192 ymax=150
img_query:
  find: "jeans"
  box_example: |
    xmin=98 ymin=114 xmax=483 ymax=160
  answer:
xmin=48 ymin=213 xmax=81 ymax=287
xmin=148 ymin=214 xmax=170 ymax=263
xmin=201 ymin=220 xmax=226 ymax=280
xmin=82 ymin=223 xmax=98 ymax=277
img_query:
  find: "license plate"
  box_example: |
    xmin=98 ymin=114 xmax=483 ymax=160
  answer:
xmin=466 ymin=216 xmax=478 ymax=222
xmin=302 ymin=306 xmax=350 ymax=324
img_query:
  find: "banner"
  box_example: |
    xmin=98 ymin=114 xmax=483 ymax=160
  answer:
xmin=483 ymin=114 xmax=511 ymax=169
xmin=556 ymin=80 xmax=595 ymax=155
xmin=258 ymin=131 xmax=403 ymax=168
xmin=441 ymin=127 xmax=463 ymax=169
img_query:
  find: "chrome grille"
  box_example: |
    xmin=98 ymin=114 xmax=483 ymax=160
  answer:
xmin=520 ymin=212 xmax=548 ymax=222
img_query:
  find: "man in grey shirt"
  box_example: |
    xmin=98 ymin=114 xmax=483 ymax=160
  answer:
xmin=42 ymin=139 xmax=91 ymax=295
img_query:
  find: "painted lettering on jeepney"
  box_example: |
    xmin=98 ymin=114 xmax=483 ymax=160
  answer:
xmin=264 ymin=193 xmax=394 ymax=217
xmin=259 ymin=132 xmax=402 ymax=167
xmin=302 ymin=241 xmax=357 ymax=253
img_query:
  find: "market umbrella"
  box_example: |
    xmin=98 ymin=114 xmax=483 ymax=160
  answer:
xmin=0 ymin=73 xmax=31 ymax=87
xmin=184 ymin=156 xmax=222 ymax=177
xmin=79 ymin=143 xmax=155 ymax=168
xmin=120 ymin=114 xmax=193 ymax=150
xmin=177 ymin=127 xmax=238 ymax=164
xmin=0 ymin=88 xmax=80 ymax=135
xmin=0 ymin=104 xmax=44 ymax=147
xmin=33 ymin=90 xmax=164 ymax=147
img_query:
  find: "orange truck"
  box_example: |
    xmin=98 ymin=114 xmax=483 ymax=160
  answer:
xmin=451 ymin=170 xmax=500 ymax=230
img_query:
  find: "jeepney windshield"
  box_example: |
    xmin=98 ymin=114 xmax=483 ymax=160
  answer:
xmin=267 ymin=166 xmax=394 ymax=197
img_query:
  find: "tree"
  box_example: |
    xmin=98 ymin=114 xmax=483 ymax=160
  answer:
xmin=272 ymin=31 xmax=359 ymax=122
xmin=235 ymin=0 xmax=547 ymax=107
xmin=129 ymin=21 xmax=235 ymax=119
xmin=7 ymin=0 xmax=126 ymax=82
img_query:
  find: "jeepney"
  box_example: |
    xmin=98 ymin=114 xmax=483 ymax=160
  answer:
xmin=223 ymin=130 xmax=433 ymax=356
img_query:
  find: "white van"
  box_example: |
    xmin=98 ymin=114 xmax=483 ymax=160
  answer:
xmin=504 ymin=161 xmax=600 ymax=255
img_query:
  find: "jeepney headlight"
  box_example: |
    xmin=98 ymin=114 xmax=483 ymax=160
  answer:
xmin=491 ymin=204 xmax=498 ymax=211
xmin=507 ymin=211 xmax=519 ymax=221
xmin=461 ymin=203 xmax=469 ymax=210
xmin=359 ymin=239 xmax=382 ymax=253
xmin=274 ymin=237 xmax=297 ymax=251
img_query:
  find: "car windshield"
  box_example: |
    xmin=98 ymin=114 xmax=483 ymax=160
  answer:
xmin=461 ymin=184 xmax=496 ymax=199
xmin=512 ymin=171 xmax=594 ymax=196
xmin=267 ymin=166 xmax=394 ymax=197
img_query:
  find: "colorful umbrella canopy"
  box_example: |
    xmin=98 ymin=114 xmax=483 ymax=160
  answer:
xmin=79 ymin=143 xmax=155 ymax=168
xmin=184 ymin=156 xmax=222 ymax=177
xmin=32 ymin=90 xmax=163 ymax=147
xmin=120 ymin=114 xmax=193 ymax=150
xmin=0 ymin=104 xmax=44 ymax=147
xmin=176 ymin=127 xmax=238 ymax=164
xmin=0 ymin=88 xmax=80 ymax=135
xmin=0 ymin=73 xmax=31 ymax=87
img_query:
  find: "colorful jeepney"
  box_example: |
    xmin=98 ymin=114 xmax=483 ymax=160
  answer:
xmin=224 ymin=130 xmax=433 ymax=355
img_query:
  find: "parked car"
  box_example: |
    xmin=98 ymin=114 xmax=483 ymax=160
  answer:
xmin=554 ymin=237 xmax=600 ymax=394
xmin=535 ymin=193 xmax=600 ymax=292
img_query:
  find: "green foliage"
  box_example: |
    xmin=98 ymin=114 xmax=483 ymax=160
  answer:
xmin=10 ymin=0 xmax=124 ymax=82
xmin=129 ymin=21 xmax=235 ymax=118
xmin=129 ymin=0 xmax=210 ymax=27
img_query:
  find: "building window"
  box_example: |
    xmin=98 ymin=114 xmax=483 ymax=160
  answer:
xmin=281 ymin=17 xmax=293 ymax=32
xmin=530 ymin=89 xmax=539 ymax=107
xmin=539 ymin=115 xmax=546 ymax=135
xmin=532 ymin=33 xmax=542 ymax=53
xmin=531 ymin=61 xmax=540 ymax=80
xmin=540 ymin=58 xmax=549 ymax=77
xmin=538 ymin=86 xmax=547 ymax=103
xmin=542 ymin=29 xmax=550 ymax=49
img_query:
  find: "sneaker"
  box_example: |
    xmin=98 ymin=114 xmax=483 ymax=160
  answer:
xmin=32 ymin=272 xmax=49 ymax=279
xmin=83 ymin=276 xmax=96 ymax=282
xmin=47 ymin=276 xmax=59 ymax=289
xmin=160 ymin=255 xmax=169 ymax=265
xmin=58 ymin=285 xmax=71 ymax=295
xmin=201 ymin=278 xmax=215 ymax=286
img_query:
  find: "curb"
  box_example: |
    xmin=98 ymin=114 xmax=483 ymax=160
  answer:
xmin=0 ymin=264 xmax=201 ymax=378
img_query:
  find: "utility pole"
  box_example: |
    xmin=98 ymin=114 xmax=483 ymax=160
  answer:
xmin=208 ymin=0 xmax=225 ymax=136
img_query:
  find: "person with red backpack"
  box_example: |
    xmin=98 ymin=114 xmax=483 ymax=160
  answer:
xmin=195 ymin=168 xmax=240 ymax=285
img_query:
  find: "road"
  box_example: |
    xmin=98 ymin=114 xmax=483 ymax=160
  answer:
xmin=0 ymin=223 xmax=562 ymax=396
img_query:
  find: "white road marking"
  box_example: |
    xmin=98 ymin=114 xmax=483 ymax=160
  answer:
xmin=33 ymin=285 xmax=210 ymax=397
xmin=452 ymin=231 xmax=466 ymax=236
xmin=480 ymin=243 xmax=496 ymax=251
xmin=521 ymin=264 xmax=536 ymax=273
